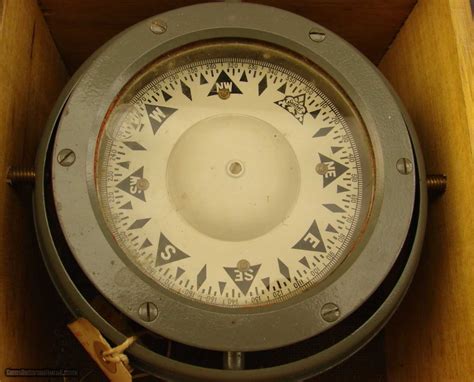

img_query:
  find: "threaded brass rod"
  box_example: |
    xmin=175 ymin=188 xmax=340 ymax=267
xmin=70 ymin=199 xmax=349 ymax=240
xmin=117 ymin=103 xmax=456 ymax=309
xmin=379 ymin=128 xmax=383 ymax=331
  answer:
xmin=4 ymin=166 xmax=447 ymax=196
xmin=6 ymin=167 xmax=36 ymax=185
xmin=426 ymin=174 xmax=447 ymax=196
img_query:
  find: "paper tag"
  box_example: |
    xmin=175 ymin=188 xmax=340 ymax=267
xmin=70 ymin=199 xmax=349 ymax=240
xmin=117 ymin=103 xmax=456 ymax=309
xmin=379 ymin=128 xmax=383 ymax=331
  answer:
xmin=68 ymin=318 xmax=132 ymax=382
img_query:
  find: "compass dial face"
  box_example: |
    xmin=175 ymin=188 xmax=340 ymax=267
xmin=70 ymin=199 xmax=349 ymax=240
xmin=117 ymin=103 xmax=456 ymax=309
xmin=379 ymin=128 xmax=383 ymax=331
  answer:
xmin=95 ymin=41 xmax=375 ymax=308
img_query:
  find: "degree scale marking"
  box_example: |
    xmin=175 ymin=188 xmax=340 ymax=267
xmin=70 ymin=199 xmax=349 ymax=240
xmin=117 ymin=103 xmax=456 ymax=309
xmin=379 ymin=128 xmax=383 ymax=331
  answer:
xmin=98 ymin=58 xmax=367 ymax=308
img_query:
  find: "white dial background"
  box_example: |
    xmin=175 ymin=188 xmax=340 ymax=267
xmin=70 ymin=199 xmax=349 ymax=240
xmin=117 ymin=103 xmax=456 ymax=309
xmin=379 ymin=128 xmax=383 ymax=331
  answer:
xmin=97 ymin=50 xmax=374 ymax=308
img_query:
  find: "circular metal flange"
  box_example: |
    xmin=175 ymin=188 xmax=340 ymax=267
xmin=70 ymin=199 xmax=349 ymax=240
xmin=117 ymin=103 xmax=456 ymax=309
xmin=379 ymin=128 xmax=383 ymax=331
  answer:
xmin=44 ymin=2 xmax=418 ymax=353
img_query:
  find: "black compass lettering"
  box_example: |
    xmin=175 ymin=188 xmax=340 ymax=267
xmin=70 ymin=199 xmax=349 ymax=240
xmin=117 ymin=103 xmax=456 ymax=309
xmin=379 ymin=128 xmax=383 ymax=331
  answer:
xmin=318 ymin=153 xmax=349 ymax=188
xmin=99 ymin=58 xmax=368 ymax=308
xmin=116 ymin=167 xmax=146 ymax=201
xmin=224 ymin=264 xmax=261 ymax=296
xmin=145 ymin=104 xmax=178 ymax=134
xmin=293 ymin=220 xmax=326 ymax=252
xmin=208 ymin=71 xmax=242 ymax=96
xmin=155 ymin=233 xmax=190 ymax=266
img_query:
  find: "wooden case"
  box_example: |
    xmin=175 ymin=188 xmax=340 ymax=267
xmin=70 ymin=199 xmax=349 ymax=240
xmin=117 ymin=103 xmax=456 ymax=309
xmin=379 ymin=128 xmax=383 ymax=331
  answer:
xmin=0 ymin=0 xmax=472 ymax=380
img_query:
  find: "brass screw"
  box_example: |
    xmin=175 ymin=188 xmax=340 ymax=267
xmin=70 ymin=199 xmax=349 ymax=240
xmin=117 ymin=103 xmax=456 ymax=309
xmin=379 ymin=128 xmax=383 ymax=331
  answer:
xmin=309 ymin=29 xmax=326 ymax=42
xmin=321 ymin=303 xmax=340 ymax=322
xmin=57 ymin=148 xmax=76 ymax=167
xmin=396 ymin=158 xmax=413 ymax=175
xmin=426 ymin=174 xmax=447 ymax=196
xmin=138 ymin=302 xmax=158 ymax=322
xmin=6 ymin=167 xmax=36 ymax=185
xmin=150 ymin=20 xmax=167 ymax=34
xmin=316 ymin=162 xmax=329 ymax=175
xmin=237 ymin=259 xmax=250 ymax=272
xmin=137 ymin=178 xmax=150 ymax=191
xmin=218 ymin=88 xmax=231 ymax=100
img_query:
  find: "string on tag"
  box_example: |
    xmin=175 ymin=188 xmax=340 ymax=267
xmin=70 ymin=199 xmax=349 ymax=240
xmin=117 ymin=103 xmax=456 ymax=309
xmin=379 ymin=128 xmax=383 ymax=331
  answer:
xmin=102 ymin=336 xmax=138 ymax=370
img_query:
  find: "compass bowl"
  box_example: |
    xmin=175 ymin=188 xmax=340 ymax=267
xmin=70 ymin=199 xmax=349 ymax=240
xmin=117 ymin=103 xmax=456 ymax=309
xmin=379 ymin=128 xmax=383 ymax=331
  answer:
xmin=34 ymin=2 xmax=427 ymax=380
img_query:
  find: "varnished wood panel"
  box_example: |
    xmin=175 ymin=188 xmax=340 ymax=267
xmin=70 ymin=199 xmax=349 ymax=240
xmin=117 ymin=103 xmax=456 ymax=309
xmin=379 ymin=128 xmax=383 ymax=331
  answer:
xmin=3 ymin=0 xmax=472 ymax=380
xmin=310 ymin=333 xmax=386 ymax=381
xmin=37 ymin=0 xmax=416 ymax=73
xmin=0 ymin=0 xmax=68 ymax=373
xmin=379 ymin=0 xmax=474 ymax=380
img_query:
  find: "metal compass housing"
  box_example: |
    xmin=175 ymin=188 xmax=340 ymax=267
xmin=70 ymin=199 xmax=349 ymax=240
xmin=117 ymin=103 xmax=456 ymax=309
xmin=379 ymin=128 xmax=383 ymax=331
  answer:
xmin=34 ymin=2 xmax=427 ymax=381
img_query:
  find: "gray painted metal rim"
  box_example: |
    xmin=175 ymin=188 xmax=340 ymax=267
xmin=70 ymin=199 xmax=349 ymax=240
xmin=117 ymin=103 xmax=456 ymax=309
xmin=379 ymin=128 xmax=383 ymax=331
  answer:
xmin=34 ymin=123 xmax=426 ymax=382
xmin=41 ymin=2 xmax=418 ymax=353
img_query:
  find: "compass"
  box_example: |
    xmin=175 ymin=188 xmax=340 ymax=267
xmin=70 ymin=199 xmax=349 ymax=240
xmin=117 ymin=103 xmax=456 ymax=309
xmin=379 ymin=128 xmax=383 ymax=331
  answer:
xmin=34 ymin=2 xmax=427 ymax=380
xmin=96 ymin=40 xmax=374 ymax=310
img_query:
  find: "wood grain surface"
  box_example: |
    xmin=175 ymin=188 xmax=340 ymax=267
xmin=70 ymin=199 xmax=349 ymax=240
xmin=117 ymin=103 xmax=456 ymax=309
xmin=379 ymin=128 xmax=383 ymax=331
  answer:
xmin=1 ymin=0 xmax=472 ymax=380
xmin=379 ymin=0 xmax=474 ymax=380
xmin=37 ymin=0 xmax=416 ymax=73
xmin=0 ymin=0 xmax=69 ymax=374
xmin=0 ymin=1 xmax=390 ymax=380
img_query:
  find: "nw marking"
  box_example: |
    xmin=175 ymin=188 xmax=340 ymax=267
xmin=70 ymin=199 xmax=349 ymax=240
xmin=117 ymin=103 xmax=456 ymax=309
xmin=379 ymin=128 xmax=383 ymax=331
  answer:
xmin=208 ymin=71 xmax=242 ymax=96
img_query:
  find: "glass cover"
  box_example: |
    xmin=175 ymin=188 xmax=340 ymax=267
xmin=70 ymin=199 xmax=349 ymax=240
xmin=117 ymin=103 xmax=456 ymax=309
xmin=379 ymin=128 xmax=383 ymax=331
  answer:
xmin=95 ymin=40 xmax=375 ymax=308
